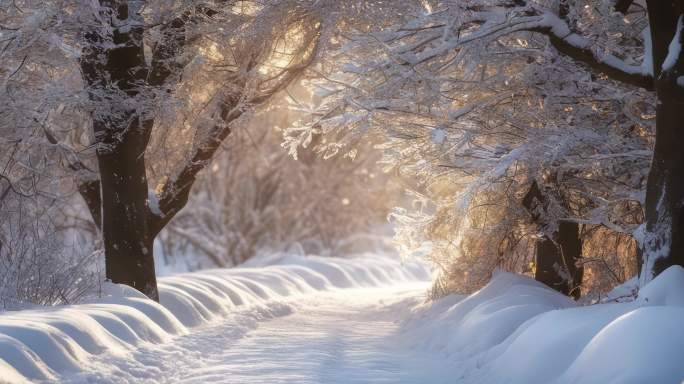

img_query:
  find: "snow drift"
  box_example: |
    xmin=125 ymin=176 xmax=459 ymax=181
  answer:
xmin=0 ymin=253 xmax=430 ymax=383
xmin=403 ymin=266 xmax=684 ymax=384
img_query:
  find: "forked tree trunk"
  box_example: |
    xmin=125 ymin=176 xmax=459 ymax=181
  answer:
xmin=524 ymin=181 xmax=583 ymax=298
xmin=639 ymin=1 xmax=684 ymax=282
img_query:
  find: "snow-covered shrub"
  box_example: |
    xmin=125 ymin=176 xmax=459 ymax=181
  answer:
xmin=0 ymin=0 xmax=103 ymax=307
xmin=0 ymin=194 xmax=101 ymax=308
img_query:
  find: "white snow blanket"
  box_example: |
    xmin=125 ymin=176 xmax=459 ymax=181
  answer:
xmin=1 ymin=253 xmax=683 ymax=383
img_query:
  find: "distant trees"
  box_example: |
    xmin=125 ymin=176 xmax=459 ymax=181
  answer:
xmin=150 ymin=1 xmax=429 ymax=271
xmin=157 ymin=99 xmax=402 ymax=269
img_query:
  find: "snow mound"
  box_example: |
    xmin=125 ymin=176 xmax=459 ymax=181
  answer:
xmin=403 ymin=271 xmax=575 ymax=359
xmin=559 ymin=306 xmax=684 ymax=384
xmin=0 ymin=254 xmax=429 ymax=383
xmin=637 ymin=265 xmax=684 ymax=306
xmin=405 ymin=266 xmax=684 ymax=384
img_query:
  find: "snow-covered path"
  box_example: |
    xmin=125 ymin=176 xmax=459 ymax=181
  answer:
xmin=65 ymin=284 xmax=452 ymax=384
xmin=0 ymin=253 xmax=439 ymax=383
xmin=5 ymin=253 xmax=684 ymax=383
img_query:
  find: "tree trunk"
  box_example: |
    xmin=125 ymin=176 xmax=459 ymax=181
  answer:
xmin=81 ymin=1 xmax=159 ymax=300
xmin=534 ymin=222 xmax=583 ymax=299
xmin=523 ymin=181 xmax=583 ymax=298
xmin=97 ymin=121 xmax=158 ymax=301
xmin=639 ymin=1 xmax=684 ymax=283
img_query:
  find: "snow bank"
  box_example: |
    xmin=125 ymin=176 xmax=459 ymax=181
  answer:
xmin=404 ymin=266 xmax=684 ymax=384
xmin=0 ymin=254 xmax=429 ymax=383
xmin=402 ymin=271 xmax=574 ymax=359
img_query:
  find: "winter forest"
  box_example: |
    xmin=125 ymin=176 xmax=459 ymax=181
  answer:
xmin=1 ymin=0 xmax=683 ymax=383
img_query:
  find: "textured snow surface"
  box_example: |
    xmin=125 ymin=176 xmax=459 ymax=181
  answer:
xmin=1 ymin=257 xmax=684 ymax=383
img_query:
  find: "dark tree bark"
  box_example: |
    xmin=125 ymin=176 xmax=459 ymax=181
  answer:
xmin=513 ymin=0 xmax=684 ymax=283
xmin=81 ymin=1 xmax=159 ymax=300
xmin=516 ymin=0 xmax=684 ymax=283
xmin=96 ymin=120 xmax=157 ymax=300
xmin=638 ymin=1 xmax=684 ymax=281
xmin=523 ymin=181 xmax=583 ymax=298
xmin=435 ymin=0 xmax=684 ymax=286
xmin=527 ymin=10 xmax=653 ymax=90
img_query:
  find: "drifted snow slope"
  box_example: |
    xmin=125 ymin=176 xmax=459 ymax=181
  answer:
xmin=403 ymin=266 xmax=684 ymax=384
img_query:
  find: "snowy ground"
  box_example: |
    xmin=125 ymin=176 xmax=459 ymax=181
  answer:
xmin=69 ymin=285 xmax=452 ymax=384
xmin=1 ymin=252 xmax=684 ymax=383
xmin=0 ymin=253 xmax=433 ymax=383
